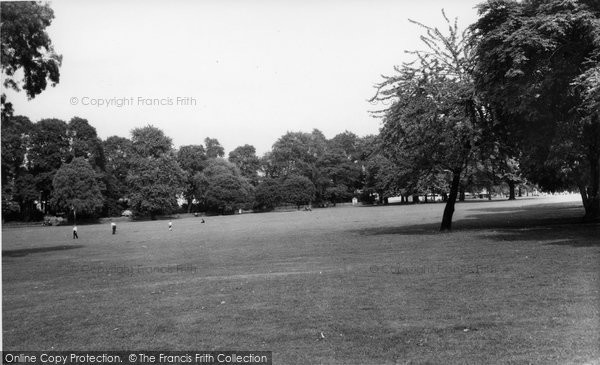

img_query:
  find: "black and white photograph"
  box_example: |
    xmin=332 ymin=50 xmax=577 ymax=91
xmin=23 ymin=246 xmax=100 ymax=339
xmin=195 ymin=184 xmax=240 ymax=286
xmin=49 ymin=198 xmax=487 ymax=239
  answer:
xmin=1 ymin=0 xmax=599 ymax=363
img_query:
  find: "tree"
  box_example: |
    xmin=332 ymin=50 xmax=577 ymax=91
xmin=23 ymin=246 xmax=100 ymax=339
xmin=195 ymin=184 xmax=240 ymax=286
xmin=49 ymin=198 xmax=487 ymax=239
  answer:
xmin=270 ymin=129 xmax=328 ymax=202
xmin=281 ymin=175 xmax=316 ymax=209
xmin=193 ymin=158 xmax=253 ymax=214
xmin=127 ymin=154 xmax=185 ymax=218
xmin=328 ymin=131 xmax=361 ymax=161
xmin=126 ymin=126 xmax=184 ymax=218
xmin=204 ymin=173 xmax=253 ymax=214
xmin=103 ymin=136 xmax=133 ymax=216
xmin=372 ymin=12 xmax=486 ymax=230
xmin=254 ymin=178 xmax=284 ymax=211
xmin=1 ymin=115 xmax=32 ymax=185
xmin=270 ymin=130 xmax=325 ymax=178
xmin=28 ymin=118 xmax=70 ymax=213
xmin=228 ymin=144 xmax=260 ymax=185
xmin=131 ymin=125 xmax=172 ymax=158
xmin=471 ymin=0 xmax=600 ymax=219
xmin=317 ymin=149 xmax=362 ymax=199
xmin=67 ymin=117 xmax=105 ymax=170
xmin=324 ymin=185 xmax=353 ymax=205
xmin=204 ymin=137 xmax=225 ymax=158
xmin=1 ymin=1 xmax=62 ymax=118
xmin=177 ymin=145 xmax=207 ymax=212
xmin=1 ymin=116 xmax=31 ymax=220
xmin=50 ymin=158 xmax=104 ymax=219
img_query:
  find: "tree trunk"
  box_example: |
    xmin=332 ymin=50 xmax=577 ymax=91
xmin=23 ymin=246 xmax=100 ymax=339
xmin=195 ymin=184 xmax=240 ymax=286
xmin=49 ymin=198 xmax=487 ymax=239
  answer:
xmin=440 ymin=171 xmax=461 ymax=231
xmin=508 ymin=180 xmax=516 ymax=200
xmin=187 ymin=198 xmax=193 ymax=213
xmin=412 ymin=194 xmax=419 ymax=204
xmin=487 ymin=184 xmax=492 ymax=200
xmin=582 ymin=153 xmax=600 ymax=221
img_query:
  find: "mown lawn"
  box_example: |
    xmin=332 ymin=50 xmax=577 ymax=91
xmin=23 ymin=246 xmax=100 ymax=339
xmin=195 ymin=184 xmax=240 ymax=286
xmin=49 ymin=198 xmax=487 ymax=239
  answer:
xmin=2 ymin=195 xmax=599 ymax=364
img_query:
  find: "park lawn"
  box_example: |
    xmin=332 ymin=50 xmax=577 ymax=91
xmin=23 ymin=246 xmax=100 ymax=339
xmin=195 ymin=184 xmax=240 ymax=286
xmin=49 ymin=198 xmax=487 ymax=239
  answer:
xmin=2 ymin=195 xmax=599 ymax=364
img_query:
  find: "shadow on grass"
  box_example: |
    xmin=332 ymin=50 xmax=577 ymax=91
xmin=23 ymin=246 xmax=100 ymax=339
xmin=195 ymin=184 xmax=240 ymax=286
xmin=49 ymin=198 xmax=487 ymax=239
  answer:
xmin=355 ymin=201 xmax=600 ymax=247
xmin=2 ymin=245 xmax=84 ymax=258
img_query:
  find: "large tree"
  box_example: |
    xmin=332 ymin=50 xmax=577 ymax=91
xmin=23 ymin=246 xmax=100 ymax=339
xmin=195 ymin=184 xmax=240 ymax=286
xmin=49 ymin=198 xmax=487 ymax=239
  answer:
xmin=372 ymin=13 xmax=486 ymax=230
xmin=471 ymin=0 xmax=600 ymax=219
xmin=127 ymin=126 xmax=184 ymax=218
xmin=27 ymin=118 xmax=70 ymax=213
xmin=281 ymin=175 xmax=316 ymax=209
xmin=1 ymin=115 xmax=34 ymax=219
xmin=1 ymin=1 xmax=62 ymax=118
xmin=177 ymin=144 xmax=207 ymax=212
xmin=228 ymin=144 xmax=260 ymax=185
xmin=254 ymin=178 xmax=284 ymax=211
xmin=269 ymin=129 xmax=328 ymax=202
xmin=127 ymin=154 xmax=185 ymax=218
xmin=193 ymin=158 xmax=253 ymax=214
xmin=67 ymin=117 xmax=105 ymax=170
xmin=50 ymin=157 xmax=104 ymax=219
xmin=204 ymin=137 xmax=225 ymax=158
xmin=103 ymin=136 xmax=134 ymax=216
xmin=131 ymin=125 xmax=172 ymax=158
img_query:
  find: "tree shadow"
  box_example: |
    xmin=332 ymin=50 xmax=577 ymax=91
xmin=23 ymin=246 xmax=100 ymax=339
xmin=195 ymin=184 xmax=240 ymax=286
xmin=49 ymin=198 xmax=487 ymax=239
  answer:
xmin=354 ymin=201 xmax=599 ymax=247
xmin=2 ymin=245 xmax=84 ymax=258
xmin=484 ymin=224 xmax=599 ymax=247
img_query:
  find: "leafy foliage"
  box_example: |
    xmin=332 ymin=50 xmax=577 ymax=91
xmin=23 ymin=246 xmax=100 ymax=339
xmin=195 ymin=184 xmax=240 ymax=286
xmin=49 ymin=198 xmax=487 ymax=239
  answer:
xmin=127 ymin=154 xmax=185 ymax=217
xmin=67 ymin=117 xmax=105 ymax=170
xmin=254 ymin=178 xmax=284 ymax=211
xmin=1 ymin=1 xmax=62 ymax=117
xmin=472 ymin=0 xmax=600 ymax=218
xmin=50 ymin=158 xmax=104 ymax=217
xmin=177 ymin=145 xmax=207 ymax=211
xmin=372 ymin=11 xmax=486 ymax=230
xmin=131 ymin=125 xmax=173 ymax=158
xmin=228 ymin=144 xmax=260 ymax=185
xmin=194 ymin=159 xmax=253 ymax=214
xmin=128 ymin=125 xmax=184 ymax=217
xmin=204 ymin=137 xmax=225 ymax=158
xmin=281 ymin=175 xmax=316 ymax=208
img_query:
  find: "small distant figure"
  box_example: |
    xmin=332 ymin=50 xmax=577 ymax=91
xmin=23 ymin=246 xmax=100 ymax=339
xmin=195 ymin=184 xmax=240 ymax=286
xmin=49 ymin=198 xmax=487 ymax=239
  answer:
xmin=194 ymin=212 xmax=198 ymax=217
xmin=73 ymin=226 xmax=78 ymax=239
xmin=201 ymin=218 xmax=205 ymax=223
xmin=111 ymin=221 xmax=117 ymax=235
xmin=169 ymin=221 xmax=173 ymax=231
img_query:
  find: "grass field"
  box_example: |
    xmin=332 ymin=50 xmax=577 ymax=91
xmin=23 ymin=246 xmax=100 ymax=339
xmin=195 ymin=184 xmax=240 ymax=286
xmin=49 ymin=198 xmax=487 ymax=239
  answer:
xmin=2 ymin=195 xmax=599 ymax=364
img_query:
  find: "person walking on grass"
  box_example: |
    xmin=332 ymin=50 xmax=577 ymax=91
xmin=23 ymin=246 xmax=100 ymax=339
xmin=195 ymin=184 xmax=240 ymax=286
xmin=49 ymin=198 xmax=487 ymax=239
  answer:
xmin=169 ymin=221 xmax=172 ymax=231
xmin=111 ymin=221 xmax=117 ymax=235
xmin=73 ymin=225 xmax=78 ymax=239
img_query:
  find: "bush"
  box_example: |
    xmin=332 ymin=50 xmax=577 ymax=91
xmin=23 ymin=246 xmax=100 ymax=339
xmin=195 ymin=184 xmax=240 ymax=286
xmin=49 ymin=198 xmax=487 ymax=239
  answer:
xmin=43 ymin=215 xmax=67 ymax=226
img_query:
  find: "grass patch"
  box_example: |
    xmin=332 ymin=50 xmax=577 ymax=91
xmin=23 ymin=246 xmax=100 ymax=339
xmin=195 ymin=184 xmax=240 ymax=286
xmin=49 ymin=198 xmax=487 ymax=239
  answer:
xmin=3 ymin=195 xmax=599 ymax=364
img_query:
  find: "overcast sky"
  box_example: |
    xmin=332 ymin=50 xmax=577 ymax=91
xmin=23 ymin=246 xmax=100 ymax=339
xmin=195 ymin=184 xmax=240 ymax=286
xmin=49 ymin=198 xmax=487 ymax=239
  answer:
xmin=5 ymin=0 xmax=481 ymax=155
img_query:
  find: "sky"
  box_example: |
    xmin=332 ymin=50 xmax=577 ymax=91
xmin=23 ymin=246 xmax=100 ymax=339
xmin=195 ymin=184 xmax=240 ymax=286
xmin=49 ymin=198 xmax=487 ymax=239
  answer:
xmin=4 ymin=0 xmax=482 ymax=156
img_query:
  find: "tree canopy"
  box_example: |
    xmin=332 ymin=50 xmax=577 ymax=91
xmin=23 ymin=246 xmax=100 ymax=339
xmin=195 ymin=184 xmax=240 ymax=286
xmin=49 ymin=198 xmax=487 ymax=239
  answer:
xmin=51 ymin=157 xmax=104 ymax=217
xmin=1 ymin=1 xmax=62 ymax=118
xmin=372 ymin=12 xmax=486 ymax=230
xmin=471 ymin=0 xmax=600 ymax=219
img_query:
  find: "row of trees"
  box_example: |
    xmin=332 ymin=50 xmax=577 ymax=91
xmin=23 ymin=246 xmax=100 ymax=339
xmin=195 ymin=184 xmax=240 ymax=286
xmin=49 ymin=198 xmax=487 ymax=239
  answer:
xmin=371 ymin=1 xmax=599 ymax=230
xmin=4 ymin=1 xmax=596 ymax=230
xmin=2 ymin=116 xmax=531 ymax=221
